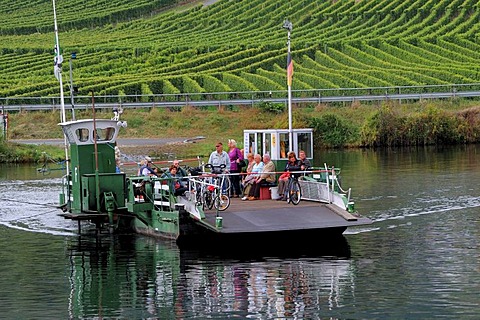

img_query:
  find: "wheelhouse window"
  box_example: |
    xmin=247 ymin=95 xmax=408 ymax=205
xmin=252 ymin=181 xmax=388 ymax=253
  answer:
xmin=75 ymin=128 xmax=89 ymax=142
xmin=95 ymin=127 xmax=115 ymax=141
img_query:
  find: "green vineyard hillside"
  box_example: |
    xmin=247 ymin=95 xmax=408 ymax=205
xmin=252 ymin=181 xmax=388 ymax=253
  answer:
xmin=2 ymin=0 xmax=480 ymax=98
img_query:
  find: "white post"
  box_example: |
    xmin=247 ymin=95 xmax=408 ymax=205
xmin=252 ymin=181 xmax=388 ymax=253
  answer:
xmin=52 ymin=0 xmax=69 ymax=175
xmin=284 ymin=19 xmax=293 ymax=152
xmin=69 ymin=56 xmax=76 ymax=121
xmin=287 ymin=33 xmax=292 ymax=152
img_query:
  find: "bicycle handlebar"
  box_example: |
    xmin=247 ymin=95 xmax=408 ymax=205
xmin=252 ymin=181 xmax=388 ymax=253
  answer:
xmin=205 ymin=163 xmax=227 ymax=174
xmin=204 ymin=163 xmax=226 ymax=169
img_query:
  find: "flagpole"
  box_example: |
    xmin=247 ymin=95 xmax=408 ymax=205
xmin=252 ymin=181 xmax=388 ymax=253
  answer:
xmin=52 ymin=0 xmax=70 ymax=176
xmin=283 ymin=19 xmax=293 ymax=152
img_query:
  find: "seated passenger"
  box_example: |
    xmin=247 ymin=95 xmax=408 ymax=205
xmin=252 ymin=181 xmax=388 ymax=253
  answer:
xmin=241 ymin=153 xmax=255 ymax=192
xmin=276 ymin=151 xmax=301 ymax=200
xmin=173 ymin=160 xmax=187 ymax=177
xmin=298 ymin=150 xmax=312 ymax=171
xmin=139 ymin=156 xmax=158 ymax=177
xmin=247 ymin=154 xmax=276 ymax=201
xmin=137 ymin=159 xmax=145 ymax=176
xmin=162 ymin=165 xmax=187 ymax=196
xmin=241 ymin=154 xmax=264 ymax=201
xmin=173 ymin=159 xmax=188 ymax=187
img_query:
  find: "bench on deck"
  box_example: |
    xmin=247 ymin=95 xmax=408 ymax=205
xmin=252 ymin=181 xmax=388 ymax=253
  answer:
xmin=259 ymin=182 xmax=277 ymax=200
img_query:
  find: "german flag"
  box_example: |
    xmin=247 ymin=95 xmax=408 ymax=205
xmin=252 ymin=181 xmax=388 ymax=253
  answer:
xmin=287 ymin=52 xmax=293 ymax=87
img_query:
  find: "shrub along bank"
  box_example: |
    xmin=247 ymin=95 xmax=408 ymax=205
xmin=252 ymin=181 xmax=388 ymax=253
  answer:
xmin=310 ymin=104 xmax=480 ymax=148
xmin=2 ymin=100 xmax=480 ymax=163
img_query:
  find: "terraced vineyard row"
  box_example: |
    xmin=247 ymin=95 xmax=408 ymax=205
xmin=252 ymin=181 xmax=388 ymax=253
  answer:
xmin=0 ymin=0 xmax=177 ymax=35
xmin=2 ymin=0 xmax=480 ymax=99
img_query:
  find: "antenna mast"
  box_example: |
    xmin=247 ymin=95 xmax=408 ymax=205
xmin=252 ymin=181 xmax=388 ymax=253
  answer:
xmin=52 ymin=0 xmax=70 ymax=175
xmin=283 ymin=19 xmax=293 ymax=152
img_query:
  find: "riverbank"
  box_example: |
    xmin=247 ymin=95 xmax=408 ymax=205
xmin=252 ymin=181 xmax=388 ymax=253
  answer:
xmin=2 ymin=100 xmax=480 ymax=163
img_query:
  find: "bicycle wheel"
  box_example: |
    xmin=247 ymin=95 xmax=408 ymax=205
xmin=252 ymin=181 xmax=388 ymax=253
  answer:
xmin=286 ymin=179 xmax=293 ymax=204
xmin=215 ymin=176 xmax=231 ymax=194
xmin=214 ymin=194 xmax=230 ymax=211
xmin=221 ymin=176 xmax=231 ymax=194
xmin=290 ymin=180 xmax=302 ymax=205
xmin=204 ymin=191 xmax=214 ymax=210
xmin=195 ymin=189 xmax=203 ymax=207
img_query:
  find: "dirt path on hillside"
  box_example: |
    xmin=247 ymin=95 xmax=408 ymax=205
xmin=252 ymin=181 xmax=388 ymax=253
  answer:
xmin=203 ymin=0 xmax=221 ymax=5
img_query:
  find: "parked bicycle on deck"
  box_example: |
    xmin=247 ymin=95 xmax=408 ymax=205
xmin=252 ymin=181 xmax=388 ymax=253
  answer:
xmin=284 ymin=172 xmax=302 ymax=205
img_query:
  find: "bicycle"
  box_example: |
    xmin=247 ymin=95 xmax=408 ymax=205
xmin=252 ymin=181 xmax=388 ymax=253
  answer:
xmin=204 ymin=163 xmax=231 ymax=194
xmin=188 ymin=175 xmax=210 ymax=210
xmin=204 ymin=164 xmax=231 ymax=211
xmin=189 ymin=167 xmax=230 ymax=211
xmin=285 ymin=173 xmax=302 ymax=205
xmin=203 ymin=184 xmax=230 ymax=211
xmin=211 ymin=181 xmax=230 ymax=211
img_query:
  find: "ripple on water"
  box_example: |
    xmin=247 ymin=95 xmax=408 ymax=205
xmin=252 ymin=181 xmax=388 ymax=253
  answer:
xmin=0 ymin=178 xmax=77 ymax=235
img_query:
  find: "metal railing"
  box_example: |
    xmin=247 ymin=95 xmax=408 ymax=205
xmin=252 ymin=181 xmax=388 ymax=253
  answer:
xmin=2 ymin=83 xmax=480 ymax=111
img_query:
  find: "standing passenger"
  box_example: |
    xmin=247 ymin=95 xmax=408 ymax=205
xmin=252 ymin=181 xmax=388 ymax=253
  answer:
xmin=227 ymin=139 xmax=244 ymax=198
xmin=173 ymin=159 xmax=187 ymax=177
xmin=173 ymin=159 xmax=188 ymax=186
xmin=208 ymin=142 xmax=230 ymax=193
xmin=208 ymin=142 xmax=230 ymax=172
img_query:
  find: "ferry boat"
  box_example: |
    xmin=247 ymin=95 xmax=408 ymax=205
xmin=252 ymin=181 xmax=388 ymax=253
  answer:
xmin=57 ymin=115 xmax=371 ymax=246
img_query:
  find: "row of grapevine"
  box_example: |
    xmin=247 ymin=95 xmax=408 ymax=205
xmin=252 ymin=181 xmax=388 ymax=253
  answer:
xmin=3 ymin=0 xmax=480 ymax=97
xmin=0 ymin=0 xmax=176 ymax=35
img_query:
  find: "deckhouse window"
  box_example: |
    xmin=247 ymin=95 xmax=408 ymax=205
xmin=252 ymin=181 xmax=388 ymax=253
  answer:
xmin=76 ymin=128 xmax=89 ymax=142
xmin=248 ymin=133 xmax=255 ymax=154
xmin=297 ymin=132 xmax=312 ymax=158
xmin=279 ymin=133 xmax=289 ymax=158
xmin=256 ymin=133 xmax=263 ymax=157
xmin=264 ymin=133 xmax=271 ymax=156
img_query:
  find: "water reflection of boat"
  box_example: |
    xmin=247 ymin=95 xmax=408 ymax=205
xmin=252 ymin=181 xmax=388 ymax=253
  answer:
xmin=66 ymin=235 xmax=355 ymax=318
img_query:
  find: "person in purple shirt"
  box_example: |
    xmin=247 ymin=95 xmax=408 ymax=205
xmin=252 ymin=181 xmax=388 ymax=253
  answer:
xmin=227 ymin=139 xmax=244 ymax=198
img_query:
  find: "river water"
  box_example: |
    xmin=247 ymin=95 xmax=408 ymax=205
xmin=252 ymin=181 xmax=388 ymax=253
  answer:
xmin=0 ymin=145 xmax=479 ymax=319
